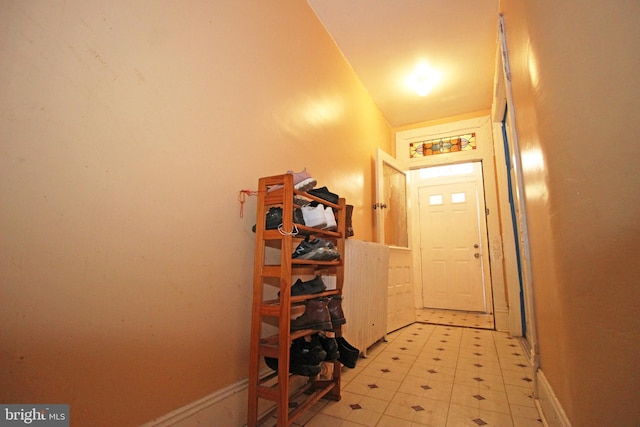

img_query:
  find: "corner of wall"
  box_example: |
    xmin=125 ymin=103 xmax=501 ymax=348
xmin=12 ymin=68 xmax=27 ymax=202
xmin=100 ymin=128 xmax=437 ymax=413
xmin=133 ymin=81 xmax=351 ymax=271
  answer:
xmin=535 ymin=369 xmax=572 ymax=427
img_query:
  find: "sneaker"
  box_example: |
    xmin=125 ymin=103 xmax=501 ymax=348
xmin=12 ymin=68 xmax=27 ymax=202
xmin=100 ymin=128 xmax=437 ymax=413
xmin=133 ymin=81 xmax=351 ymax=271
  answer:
xmin=289 ymin=276 xmax=326 ymax=296
xmin=323 ymin=207 xmax=337 ymax=231
xmin=292 ymin=236 xmax=326 ymax=258
xmin=308 ymin=186 xmax=339 ymax=204
xmin=289 ymin=168 xmax=317 ymax=192
xmin=251 ymin=207 xmax=305 ymax=232
xmin=292 ymin=236 xmax=340 ymax=261
xmin=301 ymin=204 xmax=326 ymax=228
xmin=268 ymin=168 xmax=317 ymax=192
xmin=265 ymin=207 xmax=283 ymax=229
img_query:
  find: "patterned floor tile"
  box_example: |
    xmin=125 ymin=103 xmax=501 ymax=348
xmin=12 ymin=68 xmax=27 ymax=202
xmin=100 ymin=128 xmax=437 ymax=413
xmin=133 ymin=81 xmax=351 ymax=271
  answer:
xmin=359 ymin=360 xmax=411 ymax=382
xmin=454 ymin=369 xmax=506 ymax=393
xmin=383 ymin=391 xmax=449 ymax=426
xmin=416 ymin=308 xmax=494 ymax=331
xmin=407 ymin=362 xmax=457 ymax=383
xmin=374 ymin=414 xmax=415 ymax=427
xmin=446 ymin=403 xmax=514 ymax=427
xmin=300 ymin=320 xmax=543 ymax=427
xmin=504 ymin=384 xmax=536 ymax=407
xmin=343 ymin=373 xmax=401 ymax=401
xmin=450 ymin=383 xmax=511 ymax=415
xmin=501 ymin=369 xmax=535 ymax=389
xmin=320 ymin=391 xmax=388 ymax=426
xmin=303 ymin=412 xmax=367 ymax=427
xmin=397 ymin=374 xmax=454 ymax=402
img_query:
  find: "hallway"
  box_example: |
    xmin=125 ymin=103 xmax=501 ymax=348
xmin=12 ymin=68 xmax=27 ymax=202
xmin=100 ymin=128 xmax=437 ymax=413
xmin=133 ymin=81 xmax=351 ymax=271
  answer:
xmin=262 ymin=322 xmax=542 ymax=426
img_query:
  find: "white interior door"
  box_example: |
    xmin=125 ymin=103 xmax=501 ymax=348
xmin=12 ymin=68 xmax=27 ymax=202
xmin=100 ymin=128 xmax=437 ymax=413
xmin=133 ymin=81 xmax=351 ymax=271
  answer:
xmin=375 ymin=149 xmax=408 ymax=247
xmin=418 ymin=164 xmax=489 ymax=312
xmin=375 ymin=149 xmax=415 ymax=331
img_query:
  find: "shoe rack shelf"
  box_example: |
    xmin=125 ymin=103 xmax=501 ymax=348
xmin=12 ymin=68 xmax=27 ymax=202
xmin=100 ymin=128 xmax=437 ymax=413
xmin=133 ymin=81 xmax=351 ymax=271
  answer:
xmin=247 ymin=173 xmax=346 ymax=427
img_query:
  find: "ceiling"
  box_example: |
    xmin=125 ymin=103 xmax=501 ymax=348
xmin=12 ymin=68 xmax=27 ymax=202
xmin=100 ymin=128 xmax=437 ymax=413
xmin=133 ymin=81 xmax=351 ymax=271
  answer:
xmin=307 ymin=0 xmax=500 ymax=129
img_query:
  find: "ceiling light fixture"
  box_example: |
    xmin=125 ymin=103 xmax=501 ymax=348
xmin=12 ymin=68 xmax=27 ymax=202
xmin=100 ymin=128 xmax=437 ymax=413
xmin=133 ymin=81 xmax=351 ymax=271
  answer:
xmin=406 ymin=62 xmax=441 ymax=96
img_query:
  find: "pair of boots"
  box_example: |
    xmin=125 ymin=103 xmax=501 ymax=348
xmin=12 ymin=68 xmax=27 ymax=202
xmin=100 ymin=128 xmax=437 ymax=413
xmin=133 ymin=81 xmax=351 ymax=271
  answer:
xmin=264 ymin=335 xmax=326 ymax=377
xmin=290 ymin=295 xmax=346 ymax=331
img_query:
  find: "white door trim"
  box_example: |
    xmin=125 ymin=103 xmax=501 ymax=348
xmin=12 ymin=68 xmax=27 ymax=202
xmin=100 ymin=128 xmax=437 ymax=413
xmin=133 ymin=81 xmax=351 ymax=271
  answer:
xmin=493 ymin=14 xmax=539 ymax=355
xmin=397 ymin=117 xmax=508 ymax=331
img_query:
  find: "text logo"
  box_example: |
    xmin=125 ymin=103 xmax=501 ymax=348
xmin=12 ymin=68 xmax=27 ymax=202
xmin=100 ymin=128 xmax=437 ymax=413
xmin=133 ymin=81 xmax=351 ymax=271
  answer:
xmin=1 ymin=405 xmax=69 ymax=426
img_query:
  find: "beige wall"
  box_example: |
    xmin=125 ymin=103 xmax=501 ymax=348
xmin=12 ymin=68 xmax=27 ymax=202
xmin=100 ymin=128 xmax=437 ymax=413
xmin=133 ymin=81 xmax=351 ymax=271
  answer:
xmin=500 ymin=1 xmax=640 ymax=425
xmin=0 ymin=1 xmax=392 ymax=425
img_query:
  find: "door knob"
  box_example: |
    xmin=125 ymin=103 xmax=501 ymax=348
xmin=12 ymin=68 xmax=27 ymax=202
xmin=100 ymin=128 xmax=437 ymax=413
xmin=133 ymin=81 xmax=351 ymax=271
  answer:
xmin=473 ymin=243 xmax=479 ymax=248
xmin=474 ymin=253 xmax=480 ymax=258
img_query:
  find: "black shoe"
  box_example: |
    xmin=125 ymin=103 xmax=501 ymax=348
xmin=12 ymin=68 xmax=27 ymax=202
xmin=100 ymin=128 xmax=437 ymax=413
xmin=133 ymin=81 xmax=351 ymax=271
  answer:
xmin=252 ymin=207 xmax=305 ymax=232
xmin=264 ymin=357 xmax=321 ymax=377
xmin=290 ymin=276 xmax=326 ymax=296
xmin=318 ymin=335 xmax=340 ymax=361
xmin=278 ymin=275 xmax=326 ymax=297
xmin=336 ymin=336 xmax=360 ymax=369
xmin=292 ymin=236 xmax=340 ymax=261
xmin=266 ymin=207 xmax=283 ymax=229
xmin=264 ymin=336 xmax=326 ymax=377
xmin=308 ymin=186 xmax=339 ymax=205
xmin=292 ymin=335 xmax=327 ymax=365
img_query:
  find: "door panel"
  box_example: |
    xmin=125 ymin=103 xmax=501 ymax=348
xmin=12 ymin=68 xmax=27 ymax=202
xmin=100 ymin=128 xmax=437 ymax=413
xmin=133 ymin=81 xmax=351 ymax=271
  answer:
xmin=375 ymin=149 xmax=408 ymax=247
xmin=375 ymin=149 xmax=415 ymax=332
xmin=387 ymin=247 xmax=415 ymax=332
xmin=418 ymin=176 xmax=487 ymax=312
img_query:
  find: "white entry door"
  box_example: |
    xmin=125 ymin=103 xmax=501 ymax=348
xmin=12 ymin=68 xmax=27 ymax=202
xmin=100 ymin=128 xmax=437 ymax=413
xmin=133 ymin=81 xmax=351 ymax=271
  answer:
xmin=418 ymin=163 xmax=489 ymax=312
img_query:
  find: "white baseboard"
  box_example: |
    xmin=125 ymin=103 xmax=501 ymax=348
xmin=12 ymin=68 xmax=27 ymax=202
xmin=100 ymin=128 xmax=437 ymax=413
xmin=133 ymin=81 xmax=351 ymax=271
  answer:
xmin=535 ymin=369 xmax=571 ymax=427
xmin=140 ymin=378 xmax=252 ymax=427
xmin=140 ymin=370 xmax=304 ymax=427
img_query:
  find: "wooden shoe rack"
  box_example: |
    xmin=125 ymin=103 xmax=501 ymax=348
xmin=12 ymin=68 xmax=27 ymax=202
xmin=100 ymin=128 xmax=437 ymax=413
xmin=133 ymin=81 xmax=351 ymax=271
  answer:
xmin=247 ymin=173 xmax=346 ymax=427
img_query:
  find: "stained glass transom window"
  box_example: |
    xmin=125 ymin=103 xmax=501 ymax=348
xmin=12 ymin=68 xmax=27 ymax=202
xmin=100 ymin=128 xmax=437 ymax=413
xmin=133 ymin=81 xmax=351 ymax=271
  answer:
xmin=410 ymin=133 xmax=476 ymax=158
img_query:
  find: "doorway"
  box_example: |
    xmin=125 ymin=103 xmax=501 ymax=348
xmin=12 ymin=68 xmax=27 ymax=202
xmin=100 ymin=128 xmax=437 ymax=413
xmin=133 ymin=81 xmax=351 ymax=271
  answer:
xmin=396 ymin=116 xmax=507 ymax=331
xmin=416 ymin=161 xmax=491 ymax=313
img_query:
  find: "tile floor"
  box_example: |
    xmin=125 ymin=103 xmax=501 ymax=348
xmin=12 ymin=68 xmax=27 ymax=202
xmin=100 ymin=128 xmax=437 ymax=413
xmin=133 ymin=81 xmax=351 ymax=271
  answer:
xmin=263 ymin=311 xmax=542 ymax=426
xmin=415 ymin=308 xmax=495 ymax=330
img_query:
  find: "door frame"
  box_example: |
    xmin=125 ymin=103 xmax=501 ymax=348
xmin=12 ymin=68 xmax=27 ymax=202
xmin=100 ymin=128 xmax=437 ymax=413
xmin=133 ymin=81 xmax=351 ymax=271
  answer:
xmin=396 ymin=115 xmax=512 ymax=332
xmin=490 ymin=14 xmax=539 ymax=360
